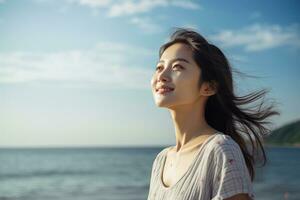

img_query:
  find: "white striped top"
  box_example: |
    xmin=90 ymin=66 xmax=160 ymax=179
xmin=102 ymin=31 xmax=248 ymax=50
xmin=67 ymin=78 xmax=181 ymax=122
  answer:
xmin=147 ymin=132 xmax=255 ymax=200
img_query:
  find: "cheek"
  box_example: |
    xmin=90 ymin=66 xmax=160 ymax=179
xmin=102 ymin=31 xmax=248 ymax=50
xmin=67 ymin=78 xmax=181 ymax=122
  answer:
xmin=150 ymin=75 xmax=156 ymax=88
xmin=174 ymin=75 xmax=200 ymax=100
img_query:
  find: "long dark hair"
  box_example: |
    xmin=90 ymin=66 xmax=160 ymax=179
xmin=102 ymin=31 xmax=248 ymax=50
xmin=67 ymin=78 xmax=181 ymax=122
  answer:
xmin=159 ymin=27 xmax=280 ymax=182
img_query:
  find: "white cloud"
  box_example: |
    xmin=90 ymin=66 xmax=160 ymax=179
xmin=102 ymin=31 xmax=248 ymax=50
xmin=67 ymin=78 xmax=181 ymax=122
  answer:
xmin=210 ymin=23 xmax=300 ymax=52
xmin=181 ymin=23 xmax=199 ymax=30
xmin=108 ymin=0 xmax=167 ymax=17
xmin=108 ymin=0 xmax=200 ymax=17
xmin=78 ymin=0 xmax=112 ymax=7
xmin=108 ymin=0 xmax=199 ymax=17
xmin=171 ymin=0 xmax=201 ymax=10
xmin=61 ymin=0 xmax=201 ymax=33
xmin=66 ymin=0 xmax=112 ymax=8
xmin=129 ymin=17 xmax=161 ymax=34
xmin=0 ymin=42 xmax=156 ymax=89
xmin=65 ymin=0 xmax=201 ymax=17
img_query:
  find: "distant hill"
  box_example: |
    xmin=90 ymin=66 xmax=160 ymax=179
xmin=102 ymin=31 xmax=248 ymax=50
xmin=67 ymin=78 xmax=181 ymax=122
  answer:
xmin=264 ymin=119 xmax=300 ymax=147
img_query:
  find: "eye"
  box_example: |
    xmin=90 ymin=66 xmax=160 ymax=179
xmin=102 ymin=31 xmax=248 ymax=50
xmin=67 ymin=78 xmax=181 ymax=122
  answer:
xmin=173 ymin=64 xmax=183 ymax=70
xmin=155 ymin=66 xmax=163 ymax=71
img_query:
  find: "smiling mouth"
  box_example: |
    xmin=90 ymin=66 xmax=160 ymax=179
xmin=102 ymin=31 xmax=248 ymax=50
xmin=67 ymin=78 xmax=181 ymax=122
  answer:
xmin=155 ymin=88 xmax=174 ymax=94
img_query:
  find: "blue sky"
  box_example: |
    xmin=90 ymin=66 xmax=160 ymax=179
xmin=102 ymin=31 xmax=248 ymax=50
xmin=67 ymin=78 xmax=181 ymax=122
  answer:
xmin=0 ymin=0 xmax=299 ymax=147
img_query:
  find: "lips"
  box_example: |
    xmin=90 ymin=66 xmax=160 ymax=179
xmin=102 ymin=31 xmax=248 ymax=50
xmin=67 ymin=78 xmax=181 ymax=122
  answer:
xmin=155 ymin=85 xmax=175 ymax=94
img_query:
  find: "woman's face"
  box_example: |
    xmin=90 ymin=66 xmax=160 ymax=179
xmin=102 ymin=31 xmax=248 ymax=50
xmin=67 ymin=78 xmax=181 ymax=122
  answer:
xmin=151 ymin=43 xmax=203 ymax=108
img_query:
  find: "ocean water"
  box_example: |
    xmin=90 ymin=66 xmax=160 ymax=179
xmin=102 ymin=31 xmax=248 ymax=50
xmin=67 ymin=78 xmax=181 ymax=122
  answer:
xmin=0 ymin=146 xmax=299 ymax=200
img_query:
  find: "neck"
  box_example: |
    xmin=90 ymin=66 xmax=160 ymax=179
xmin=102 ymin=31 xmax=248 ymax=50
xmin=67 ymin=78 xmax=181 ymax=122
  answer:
xmin=169 ymin=100 xmax=216 ymax=153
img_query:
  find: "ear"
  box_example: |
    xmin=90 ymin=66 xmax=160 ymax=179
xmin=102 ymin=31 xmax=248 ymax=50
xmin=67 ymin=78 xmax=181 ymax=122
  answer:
xmin=200 ymin=80 xmax=218 ymax=97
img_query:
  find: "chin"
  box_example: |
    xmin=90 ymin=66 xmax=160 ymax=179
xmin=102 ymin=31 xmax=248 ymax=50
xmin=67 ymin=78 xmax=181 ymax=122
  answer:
xmin=153 ymin=94 xmax=178 ymax=108
xmin=155 ymin=100 xmax=175 ymax=108
xmin=156 ymin=104 xmax=167 ymax=108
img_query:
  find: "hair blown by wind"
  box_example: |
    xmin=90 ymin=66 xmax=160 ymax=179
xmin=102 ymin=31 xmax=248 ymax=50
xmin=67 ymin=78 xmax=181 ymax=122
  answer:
xmin=159 ymin=27 xmax=280 ymax=181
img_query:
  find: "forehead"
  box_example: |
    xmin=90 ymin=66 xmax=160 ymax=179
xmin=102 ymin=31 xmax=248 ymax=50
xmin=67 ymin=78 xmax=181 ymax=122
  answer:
xmin=160 ymin=43 xmax=194 ymax=61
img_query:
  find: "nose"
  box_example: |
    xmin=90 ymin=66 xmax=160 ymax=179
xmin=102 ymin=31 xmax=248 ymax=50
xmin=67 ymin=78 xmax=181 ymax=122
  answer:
xmin=156 ymin=66 xmax=171 ymax=82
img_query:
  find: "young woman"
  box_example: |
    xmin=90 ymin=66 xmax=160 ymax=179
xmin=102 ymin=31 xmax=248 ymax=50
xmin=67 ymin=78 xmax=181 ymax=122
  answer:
xmin=147 ymin=28 xmax=279 ymax=200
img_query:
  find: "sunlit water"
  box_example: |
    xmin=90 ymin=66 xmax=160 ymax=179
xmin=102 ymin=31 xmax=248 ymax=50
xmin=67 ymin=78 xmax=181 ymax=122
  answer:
xmin=0 ymin=146 xmax=299 ymax=200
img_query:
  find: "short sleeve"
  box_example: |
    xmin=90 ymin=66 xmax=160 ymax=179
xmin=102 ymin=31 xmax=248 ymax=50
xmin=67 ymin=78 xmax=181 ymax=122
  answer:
xmin=147 ymin=147 xmax=168 ymax=200
xmin=211 ymin=138 xmax=255 ymax=200
xmin=147 ymin=152 xmax=160 ymax=196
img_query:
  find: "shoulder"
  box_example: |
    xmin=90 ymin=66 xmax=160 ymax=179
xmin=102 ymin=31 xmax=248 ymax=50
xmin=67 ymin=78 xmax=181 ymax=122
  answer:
xmin=157 ymin=146 xmax=171 ymax=157
xmin=207 ymin=133 xmax=245 ymax=164
xmin=210 ymin=133 xmax=255 ymax=200
xmin=151 ymin=146 xmax=170 ymax=167
xmin=209 ymin=133 xmax=249 ymax=172
xmin=211 ymin=133 xmax=241 ymax=153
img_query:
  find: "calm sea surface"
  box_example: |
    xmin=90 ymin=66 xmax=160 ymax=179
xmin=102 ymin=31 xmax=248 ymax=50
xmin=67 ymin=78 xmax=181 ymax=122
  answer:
xmin=0 ymin=146 xmax=299 ymax=200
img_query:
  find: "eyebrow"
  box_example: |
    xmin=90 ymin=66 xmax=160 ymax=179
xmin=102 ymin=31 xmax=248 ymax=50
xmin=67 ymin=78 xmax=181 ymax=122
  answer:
xmin=157 ymin=58 xmax=190 ymax=65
